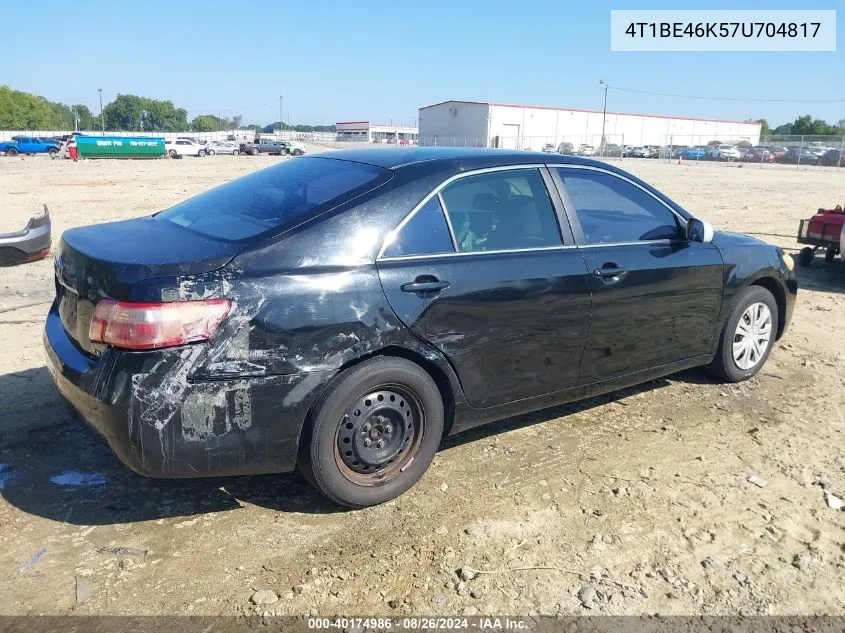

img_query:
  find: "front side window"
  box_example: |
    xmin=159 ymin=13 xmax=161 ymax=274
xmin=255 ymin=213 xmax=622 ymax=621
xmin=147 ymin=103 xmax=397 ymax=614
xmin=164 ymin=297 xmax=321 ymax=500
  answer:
xmin=555 ymin=168 xmax=682 ymax=245
xmin=382 ymin=196 xmax=454 ymax=258
xmin=439 ymin=169 xmax=562 ymax=252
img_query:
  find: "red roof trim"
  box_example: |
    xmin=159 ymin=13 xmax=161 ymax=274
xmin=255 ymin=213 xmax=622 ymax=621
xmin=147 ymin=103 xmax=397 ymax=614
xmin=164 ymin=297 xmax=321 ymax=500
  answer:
xmin=335 ymin=121 xmax=370 ymax=125
xmin=418 ymin=100 xmax=760 ymax=127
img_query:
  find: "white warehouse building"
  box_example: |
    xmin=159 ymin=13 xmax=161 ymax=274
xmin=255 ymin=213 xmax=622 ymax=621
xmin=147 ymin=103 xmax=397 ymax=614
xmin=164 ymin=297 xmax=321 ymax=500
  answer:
xmin=335 ymin=120 xmax=418 ymax=143
xmin=417 ymin=100 xmax=761 ymax=149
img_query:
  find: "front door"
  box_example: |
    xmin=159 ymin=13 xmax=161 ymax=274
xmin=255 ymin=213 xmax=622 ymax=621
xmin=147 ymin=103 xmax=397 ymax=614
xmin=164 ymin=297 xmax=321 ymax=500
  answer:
xmin=376 ymin=166 xmax=591 ymax=408
xmin=552 ymin=166 xmax=724 ymax=383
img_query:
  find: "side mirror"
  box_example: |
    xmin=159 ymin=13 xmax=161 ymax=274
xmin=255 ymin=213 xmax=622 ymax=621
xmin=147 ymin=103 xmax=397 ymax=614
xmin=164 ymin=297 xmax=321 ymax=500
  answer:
xmin=687 ymin=218 xmax=714 ymax=243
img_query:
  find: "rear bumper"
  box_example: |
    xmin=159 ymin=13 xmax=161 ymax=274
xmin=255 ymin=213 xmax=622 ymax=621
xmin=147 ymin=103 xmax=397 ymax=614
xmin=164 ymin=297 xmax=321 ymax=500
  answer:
xmin=43 ymin=303 xmax=329 ymax=478
xmin=0 ymin=212 xmax=51 ymax=266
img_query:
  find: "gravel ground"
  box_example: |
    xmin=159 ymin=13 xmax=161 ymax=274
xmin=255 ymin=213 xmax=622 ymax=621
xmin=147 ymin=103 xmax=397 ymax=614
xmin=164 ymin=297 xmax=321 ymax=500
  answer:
xmin=0 ymin=152 xmax=843 ymax=617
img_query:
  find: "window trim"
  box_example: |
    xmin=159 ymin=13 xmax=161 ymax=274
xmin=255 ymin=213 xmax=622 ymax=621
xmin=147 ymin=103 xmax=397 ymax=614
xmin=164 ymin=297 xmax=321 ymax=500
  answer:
xmin=549 ymin=164 xmax=689 ymax=248
xmin=381 ymin=194 xmax=457 ymax=259
xmin=377 ymin=164 xmax=569 ymax=261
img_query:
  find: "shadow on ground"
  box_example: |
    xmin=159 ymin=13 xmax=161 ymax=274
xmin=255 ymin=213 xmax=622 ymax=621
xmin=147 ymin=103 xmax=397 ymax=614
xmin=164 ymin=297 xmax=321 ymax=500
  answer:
xmin=784 ymin=246 xmax=845 ymax=295
xmin=0 ymin=365 xmax=716 ymax=525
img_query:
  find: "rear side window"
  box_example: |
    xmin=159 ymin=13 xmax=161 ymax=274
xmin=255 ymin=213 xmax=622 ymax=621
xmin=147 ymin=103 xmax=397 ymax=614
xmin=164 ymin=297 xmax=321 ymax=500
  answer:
xmin=382 ymin=196 xmax=454 ymax=258
xmin=157 ymin=158 xmax=391 ymax=240
xmin=439 ymin=169 xmax=562 ymax=252
xmin=556 ymin=168 xmax=681 ymax=244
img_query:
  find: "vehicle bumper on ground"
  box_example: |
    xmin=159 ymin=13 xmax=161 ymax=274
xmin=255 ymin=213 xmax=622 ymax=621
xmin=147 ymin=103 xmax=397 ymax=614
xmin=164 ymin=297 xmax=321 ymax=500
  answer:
xmin=43 ymin=304 xmax=329 ymax=478
xmin=0 ymin=211 xmax=51 ymax=266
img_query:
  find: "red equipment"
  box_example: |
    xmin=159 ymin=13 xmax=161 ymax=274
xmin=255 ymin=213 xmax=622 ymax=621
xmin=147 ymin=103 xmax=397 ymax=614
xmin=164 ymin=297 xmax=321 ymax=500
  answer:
xmin=796 ymin=205 xmax=844 ymax=266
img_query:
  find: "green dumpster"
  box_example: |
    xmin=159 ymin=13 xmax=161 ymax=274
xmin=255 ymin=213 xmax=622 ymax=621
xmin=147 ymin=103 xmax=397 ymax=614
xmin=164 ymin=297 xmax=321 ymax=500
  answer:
xmin=75 ymin=135 xmax=165 ymax=159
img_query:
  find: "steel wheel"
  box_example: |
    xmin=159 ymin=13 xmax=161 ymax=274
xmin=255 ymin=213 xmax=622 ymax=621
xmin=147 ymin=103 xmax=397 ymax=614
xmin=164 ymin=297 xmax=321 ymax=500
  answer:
xmin=334 ymin=385 xmax=424 ymax=486
xmin=732 ymin=302 xmax=772 ymax=370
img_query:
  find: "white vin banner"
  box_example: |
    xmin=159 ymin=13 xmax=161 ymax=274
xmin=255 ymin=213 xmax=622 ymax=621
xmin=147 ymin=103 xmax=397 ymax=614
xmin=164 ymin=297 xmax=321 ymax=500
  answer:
xmin=611 ymin=10 xmax=836 ymax=52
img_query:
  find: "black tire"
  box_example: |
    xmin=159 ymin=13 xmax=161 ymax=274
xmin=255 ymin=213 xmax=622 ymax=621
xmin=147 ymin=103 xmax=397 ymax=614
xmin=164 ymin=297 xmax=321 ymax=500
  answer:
xmin=206 ymin=149 xmax=215 ymax=156
xmin=825 ymin=247 xmax=837 ymax=263
xmin=298 ymin=356 xmax=444 ymax=508
xmin=280 ymin=147 xmax=290 ymax=155
xmin=168 ymin=149 xmax=178 ymax=158
xmin=292 ymin=148 xmax=303 ymax=156
xmin=250 ymin=147 xmax=259 ymax=156
xmin=706 ymin=286 xmax=779 ymax=383
xmin=6 ymin=147 xmax=18 ymax=156
xmin=47 ymin=147 xmax=59 ymax=157
xmin=797 ymin=246 xmax=815 ymax=267
xmin=233 ymin=149 xmax=240 ymax=155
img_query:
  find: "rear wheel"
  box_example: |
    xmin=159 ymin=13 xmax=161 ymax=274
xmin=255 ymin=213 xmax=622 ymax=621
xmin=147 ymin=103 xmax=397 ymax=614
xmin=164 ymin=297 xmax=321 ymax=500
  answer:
xmin=825 ymin=247 xmax=838 ymax=263
xmin=299 ymin=357 xmax=444 ymax=508
xmin=797 ymin=246 xmax=815 ymax=267
xmin=206 ymin=149 xmax=215 ymax=156
xmin=6 ymin=147 xmax=18 ymax=156
xmin=250 ymin=147 xmax=259 ymax=155
xmin=168 ymin=149 xmax=178 ymax=158
xmin=707 ymin=286 xmax=778 ymax=383
xmin=292 ymin=148 xmax=303 ymax=156
xmin=233 ymin=149 xmax=240 ymax=155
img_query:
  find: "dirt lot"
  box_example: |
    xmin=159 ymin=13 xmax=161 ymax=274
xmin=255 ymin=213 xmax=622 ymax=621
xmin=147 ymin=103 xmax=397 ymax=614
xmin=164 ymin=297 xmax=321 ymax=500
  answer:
xmin=0 ymin=153 xmax=843 ymax=617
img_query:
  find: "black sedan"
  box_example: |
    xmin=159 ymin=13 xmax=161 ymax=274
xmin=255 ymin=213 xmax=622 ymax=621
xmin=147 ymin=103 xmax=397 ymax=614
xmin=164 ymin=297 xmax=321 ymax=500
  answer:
xmin=44 ymin=148 xmax=797 ymax=507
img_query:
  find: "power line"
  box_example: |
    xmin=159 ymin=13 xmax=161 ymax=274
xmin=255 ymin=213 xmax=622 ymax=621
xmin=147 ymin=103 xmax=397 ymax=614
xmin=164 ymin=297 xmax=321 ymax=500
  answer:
xmin=608 ymin=85 xmax=845 ymax=104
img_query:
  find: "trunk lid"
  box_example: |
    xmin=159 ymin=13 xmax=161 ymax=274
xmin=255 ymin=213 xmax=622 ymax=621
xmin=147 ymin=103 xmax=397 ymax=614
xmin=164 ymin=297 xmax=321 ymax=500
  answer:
xmin=55 ymin=216 xmax=242 ymax=355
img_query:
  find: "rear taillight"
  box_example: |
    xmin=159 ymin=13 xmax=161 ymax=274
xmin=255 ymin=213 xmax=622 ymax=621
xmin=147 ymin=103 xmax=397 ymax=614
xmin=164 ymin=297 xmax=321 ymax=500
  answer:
xmin=88 ymin=299 xmax=231 ymax=350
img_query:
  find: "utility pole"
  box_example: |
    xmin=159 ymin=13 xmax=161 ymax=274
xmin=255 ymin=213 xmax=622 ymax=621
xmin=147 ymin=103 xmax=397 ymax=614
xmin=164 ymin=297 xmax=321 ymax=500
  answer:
xmin=98 ymin=88 xmax=105 ymax=135
xmin=599 ymin=80 xmax=608 ymax=153
xmin=279 ymin=95 xmax=284 ymax=139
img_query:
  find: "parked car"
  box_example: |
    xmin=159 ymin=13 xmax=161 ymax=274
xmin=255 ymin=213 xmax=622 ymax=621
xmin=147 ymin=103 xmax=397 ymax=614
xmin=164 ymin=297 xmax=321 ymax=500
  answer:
xmin=279 ymin=140 xmax=306 ymax=156
xmin=0 ymin=205 xmax=51 ymax=266
xmin=628 ymin=146 xmax=648 ymax=158
xmin=164 ymin=139 xmax=206 ymax=157
xmin=598 ymin=144 xmax=623 ymax=157
xmin=819 ymin=148 xmax=844 ymax=167
xmin=578 ymin=144 xmax=595 ymax=156
xmin=767 ymin=146 xmax=789 ymax=160
xmin=205 ymin=141 xmax=240 ymax=156
xmin=780 ymin=148 xmax=820 ymax=165
xmin=0 ymin=136 xmax=61 ymax=157
xmin=541 ymin=143 xmax=556 ymax=153
xmin=557 ymin=142 xmax=574 ymax=155
xmin=743 ymin=147 xmax=775 ymax=163
xmin=709 ymin=144 xmax=742 ymax=161
xmin=680 ymin=146 xmax=709 ymax=160
xmin=44 ymin=148 xmax=797 ymax=508
xmin=239 ymin=139 xmax=287 ymax=155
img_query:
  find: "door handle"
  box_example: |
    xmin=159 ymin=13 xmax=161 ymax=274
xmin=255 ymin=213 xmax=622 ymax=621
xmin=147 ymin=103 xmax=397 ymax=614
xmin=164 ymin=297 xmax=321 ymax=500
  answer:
xmin=400 ymin=280 xmax=451 ymax=294
xmin=592 ymin=266 xmax=627 ymax=282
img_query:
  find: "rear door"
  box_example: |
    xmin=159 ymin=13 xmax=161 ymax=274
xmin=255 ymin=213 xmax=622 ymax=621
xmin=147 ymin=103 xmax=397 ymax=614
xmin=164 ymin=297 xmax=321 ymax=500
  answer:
xmin=376 ymin=166 xmax=591 ymax=408
xmin=551 ymin=166 xmax=724 ymax=383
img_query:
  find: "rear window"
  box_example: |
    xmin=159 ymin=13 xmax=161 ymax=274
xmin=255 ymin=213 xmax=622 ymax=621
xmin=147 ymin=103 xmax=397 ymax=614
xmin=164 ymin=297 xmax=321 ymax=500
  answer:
xmin=156 ymin=157 xmax=391 ymax=240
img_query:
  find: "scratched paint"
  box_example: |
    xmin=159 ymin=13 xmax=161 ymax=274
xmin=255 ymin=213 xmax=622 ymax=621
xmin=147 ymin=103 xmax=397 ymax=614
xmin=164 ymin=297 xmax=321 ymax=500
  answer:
xmin=0 ymin=464 xmax=12 ymax=490
xmin=49 ymin=471 xmax=108 ymax=487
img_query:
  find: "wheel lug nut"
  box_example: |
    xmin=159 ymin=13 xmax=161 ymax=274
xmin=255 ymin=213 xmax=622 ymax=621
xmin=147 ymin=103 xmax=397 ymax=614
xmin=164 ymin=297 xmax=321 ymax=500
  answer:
xmin=384 ymin=425 xmax=392 ymax=434
xmin=363 ymin=438 xmax=371 ymax=447
xmin=363 ymin=422 xmax=371 ymax=432
xmin=376 ymin=440 xmax=385 ymax=449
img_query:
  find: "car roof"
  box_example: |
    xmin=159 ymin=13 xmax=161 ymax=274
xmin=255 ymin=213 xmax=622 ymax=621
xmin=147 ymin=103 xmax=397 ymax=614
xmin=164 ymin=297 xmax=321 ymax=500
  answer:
xmin=307 ymin=146 xmax=629 ymax=171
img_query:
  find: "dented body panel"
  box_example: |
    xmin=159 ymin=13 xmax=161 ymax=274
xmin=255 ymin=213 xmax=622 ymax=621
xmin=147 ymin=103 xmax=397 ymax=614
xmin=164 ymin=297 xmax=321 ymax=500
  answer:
xmin=44 ymin=148 xmax=797 ymax=479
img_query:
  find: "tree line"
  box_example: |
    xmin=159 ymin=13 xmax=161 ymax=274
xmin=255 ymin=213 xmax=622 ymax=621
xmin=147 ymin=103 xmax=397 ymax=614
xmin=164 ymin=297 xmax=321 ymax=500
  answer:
xmin=2 ymin=85 xmax=842 ymax=136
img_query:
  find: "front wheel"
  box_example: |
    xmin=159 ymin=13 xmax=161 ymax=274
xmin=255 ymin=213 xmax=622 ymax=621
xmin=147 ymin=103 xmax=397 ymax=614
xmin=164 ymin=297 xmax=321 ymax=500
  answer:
xmin=292 ymin=148 xmax=303 ymax=156
xmin=206 ymin=149 xmax=215 ymax=156
xmin=168 ymin=149 xmax=178 ymax=158
xmin=47 ymin=147 xmax=59 ymax=158
xmin=250 ymin=147 xmax=259 ymax=155
xmin=298 ymin=357 xmax=444 ymax=508
xmin=707 ymin=286 xmax=778 ymax=383
xmin=233 ymin=149 xmax=240 ymax=155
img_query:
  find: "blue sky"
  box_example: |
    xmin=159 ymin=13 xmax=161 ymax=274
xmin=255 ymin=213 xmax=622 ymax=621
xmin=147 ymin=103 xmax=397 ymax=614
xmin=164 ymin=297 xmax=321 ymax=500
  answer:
xmin=1 ymin=0 xmax=841 ymax=126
